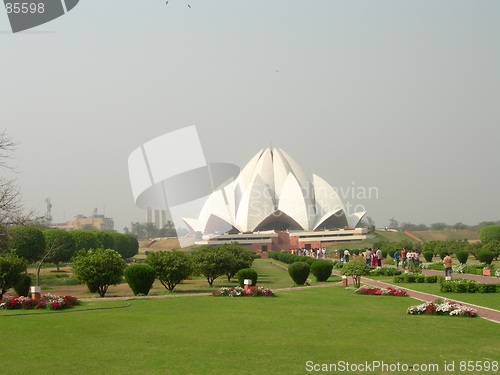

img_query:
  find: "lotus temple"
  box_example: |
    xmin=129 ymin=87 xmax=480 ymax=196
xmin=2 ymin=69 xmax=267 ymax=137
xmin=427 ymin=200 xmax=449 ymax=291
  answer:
xmin=183 ymin=147 xmax=368 ymax=252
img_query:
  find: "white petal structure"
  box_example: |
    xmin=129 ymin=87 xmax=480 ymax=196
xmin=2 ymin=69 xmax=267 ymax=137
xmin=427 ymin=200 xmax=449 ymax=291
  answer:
xmin=183 ymin=148 xmax=365 ymax=233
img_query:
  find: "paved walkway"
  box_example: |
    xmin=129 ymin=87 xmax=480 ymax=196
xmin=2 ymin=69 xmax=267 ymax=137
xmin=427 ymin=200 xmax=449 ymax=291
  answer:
xmin=420 ymin=269 xmax=498 ymax=283
xmin=332 ymin=270 xmax=500 ymax=324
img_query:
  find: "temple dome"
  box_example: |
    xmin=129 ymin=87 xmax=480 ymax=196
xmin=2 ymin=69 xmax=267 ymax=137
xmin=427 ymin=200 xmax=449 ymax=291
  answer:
xmin=183 ymin=148 xmax=365 ymax=233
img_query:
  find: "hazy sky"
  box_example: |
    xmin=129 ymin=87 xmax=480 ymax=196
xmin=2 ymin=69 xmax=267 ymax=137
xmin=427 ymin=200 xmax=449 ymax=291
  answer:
xmin=1 ymin=0 xmax=499 ymax=232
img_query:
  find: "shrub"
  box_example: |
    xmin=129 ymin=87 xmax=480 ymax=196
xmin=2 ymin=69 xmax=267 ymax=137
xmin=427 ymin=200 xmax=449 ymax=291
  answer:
xmin=423 ymin=251 xmax=434 ymax=262
xmin=477 ymin=251 xmax=494 ymax=265
xmin=477 ymin=284 xmax=499 ymax=293
xmin=371 ymin=267 xmax=402 ymax=276
xmin=288 ymin=262 xmax=310 ymax=285
xmin=14 ymin=273 xmax=31 ymax=297
xmin=425 ymin=275 xmax=438 ymax=283
xmin=340 ymin=260 xmax=372 ymax=288
xmin=415 ymin=275 xmax=425 ymax=283
xmin=333 ymin=262 xmax=344 ymax=269
xmin=0 ymin=253 xmax=28 ymax=299
xmin=405 ymin=275 xmax=416 ymax=283
xmin=72 ymin=248 xmax=126 ymax=297
xmin=237 ymin=268 xmax=258 ymax=287
xmin=310 ymin=260 xmax=333 ymax=282
xmin=455 ymin=250 xmax=469 ymax=264
xmin=146 ymin=251 xmax=193 ymax=291
xmin=440 ymin=283 xmax=453 ymax=293
xmin=305 ymin=257 xmax=317 ymax=266
xmin=192 ymin=246 xmax=235 ymax=286
xmin=393 ymin=274 xmax=439 ymax=283
xmin=124 ymin=265 xmax=156 ymax=296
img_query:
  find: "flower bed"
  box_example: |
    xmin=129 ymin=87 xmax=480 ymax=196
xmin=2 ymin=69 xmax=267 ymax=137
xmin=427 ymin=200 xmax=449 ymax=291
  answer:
xmin=212 ymin=286 xmax=275 ymax=297
xmin=407 ymin=300 xmax=478 ymax=317
xmin=0 ymin=295 xmax=80 ymax=310
xmin=355 ymin=286 xmax=408 ymax=297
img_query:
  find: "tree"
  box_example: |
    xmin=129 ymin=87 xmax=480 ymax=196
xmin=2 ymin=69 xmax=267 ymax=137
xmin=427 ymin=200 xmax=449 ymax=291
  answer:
xmin=72 ymin=248 xmax=125 ymax=297
xmin=479 ymin=225 xmax=500 ymax=244
xmin=481 ymin=241 xmax=500 ymax=261
xmin=388 ymin=218 xmax=399 ymax=229
xmin=221 ymin=242 xmax=254 ymax=281
xmin=340 ymin=259 xmax=371 ymax=288
xmin=7 ymin=226 xmax=46 ymax=263
xmin=0 ymin=132 xmax=36 ymax=248
xmin=129 ymin=221 xmax=177 ymax=240
xmin=430 ymin=222 xmax=449 ymax=231
xmin=192 ymin=246 xmax=235 ymax=286
xmin=466 ymin=242 xmax=483 ymax=260
xmin=69 ymin=230 xmax=98 ymax=251
xmin=0 ymin=253 xmax=27 ymax=299
xmin=124 ymin=234 xmax=139 ymax=259
xmin=91 ymin=230 xmax=114 ymax=249
xmin=43 ymin=228 xmax=76 ymax=271
xmin=146 ymin=250 xmax=193 ymax=291
xmin=110 ymin=232 xmax=133 ymax=259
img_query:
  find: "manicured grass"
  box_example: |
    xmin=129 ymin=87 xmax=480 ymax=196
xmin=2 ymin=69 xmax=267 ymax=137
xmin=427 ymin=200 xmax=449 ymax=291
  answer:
xmin=409 ymin=229 xmax=479 ymax=241
xmin=0 ymin=286 xmax=498 ymax=374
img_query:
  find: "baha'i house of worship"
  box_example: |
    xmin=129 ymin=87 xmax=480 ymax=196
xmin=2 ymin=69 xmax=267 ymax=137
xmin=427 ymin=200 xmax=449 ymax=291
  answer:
xmin=183 ymin=148 xmax=368 ymax=253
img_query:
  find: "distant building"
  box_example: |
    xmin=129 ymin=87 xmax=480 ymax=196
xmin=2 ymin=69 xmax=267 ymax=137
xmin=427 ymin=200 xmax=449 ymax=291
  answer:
xmin=52 ymin=209 xmax=114 ymax=231
xmin=145 ymin=208 xmax=167 ymax=229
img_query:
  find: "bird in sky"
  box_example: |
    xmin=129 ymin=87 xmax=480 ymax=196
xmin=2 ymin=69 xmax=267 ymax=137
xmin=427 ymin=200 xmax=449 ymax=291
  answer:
xmin=188 ymin=4 xmax=191 ymax=7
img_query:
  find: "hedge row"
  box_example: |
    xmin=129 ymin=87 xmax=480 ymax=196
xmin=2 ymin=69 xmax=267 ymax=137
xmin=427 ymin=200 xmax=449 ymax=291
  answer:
xmin=370 ymin=267 xmax=402 ymax=276
xmin=393 ymin=274 xmax=441 ymax=283
xmin=440 ymin=281 xmax=500 ymax=293
xmin=268 ymin=251 xmax=317 ymax=265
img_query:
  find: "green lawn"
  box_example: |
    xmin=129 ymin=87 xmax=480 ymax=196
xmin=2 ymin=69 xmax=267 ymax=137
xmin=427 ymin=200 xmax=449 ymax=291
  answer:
xmin=1 ymin=272 xmax=499 ymax=374
xmin=1 ymin=288 xmax=499 ymax=375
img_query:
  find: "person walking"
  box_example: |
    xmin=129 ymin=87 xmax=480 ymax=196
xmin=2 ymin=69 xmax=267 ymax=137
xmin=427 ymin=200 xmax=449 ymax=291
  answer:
xmin=376 ymin=248 xmax=383 ymax=267
xmin=401 ymin=248 xmax=407 ymax=270
xmin=365 ymin=248 xmax=372 ymax=266
xmin=443 ymin=252 xmax=452 ymax=280
xmin=344 ymin=249 xmax=350 ymax=263
xmin=394 ymin=250 xmax=400 ymax=269
xmin=371 ymin=249 xmax=378 ymax=267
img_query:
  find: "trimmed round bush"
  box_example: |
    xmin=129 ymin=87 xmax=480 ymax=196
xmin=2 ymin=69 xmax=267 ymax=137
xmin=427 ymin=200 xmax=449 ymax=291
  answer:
xmin=305 ymin=257 xmax=317 ymax=266
xmin=310 ymin=260 xmax=333 ymax=282
xmin=124 ymin=264 xmax=156 ymax=296
xmin=237 ymin=268 xmax=258 ymax=287
xmin=288 ymin=262 xmax=310 ymax=285
xmin=423 ymin=251 xmax=434 ymax=262
xmin=477 ymin=250 xmax=494 ymax=265
xmin=455 ymin=250 xmax=469 ymax=264
xmin=14 ymin=273 xmax=32 ymax=297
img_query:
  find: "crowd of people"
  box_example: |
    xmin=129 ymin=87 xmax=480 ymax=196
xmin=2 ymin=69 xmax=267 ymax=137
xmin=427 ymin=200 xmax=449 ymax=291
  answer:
xmin=288 ymin=247 xmax=327 ymax=259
